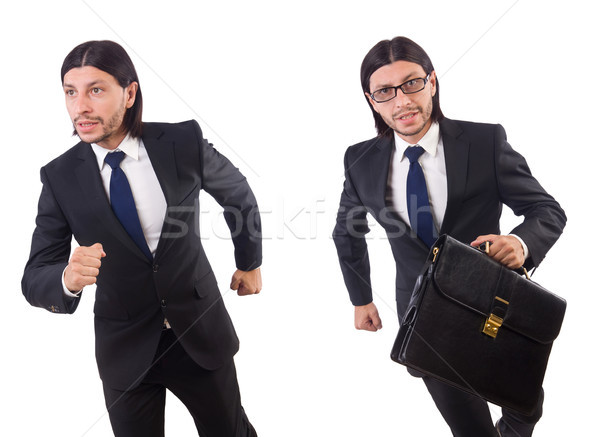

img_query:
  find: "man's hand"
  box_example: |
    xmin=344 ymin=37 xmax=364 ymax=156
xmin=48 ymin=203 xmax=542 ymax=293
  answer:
xmin=64 ymin=243 xmax=106 ymax=292
xmin=230 ymin=268 xmax=262 ymax=296
xmin=354 ymin=302 xmax=382 ymax=332
xmin=470 ymin=234 xmax=525 ymax=269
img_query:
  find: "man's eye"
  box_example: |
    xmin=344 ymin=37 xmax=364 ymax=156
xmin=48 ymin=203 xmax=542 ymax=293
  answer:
xmin=65 ymin=89 xmax=75 ymax=96
xmin=91 ymin=88 xmax=102 ymax=95
xmin=403 ymin=79 xmax=421 ymax=89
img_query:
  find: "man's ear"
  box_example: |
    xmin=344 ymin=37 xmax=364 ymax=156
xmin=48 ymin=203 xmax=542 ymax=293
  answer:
xmin=429 ymin=71 xmax=437 ymax=98
xmin=365 ymin=92 xmax=380 ymax=114
xmin=125 ymin=82 xmax=138 ymax=109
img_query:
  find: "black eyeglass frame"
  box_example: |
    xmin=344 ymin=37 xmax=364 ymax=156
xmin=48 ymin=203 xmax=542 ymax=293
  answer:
xmin=369 ymin=74 xmax=431 ymax=103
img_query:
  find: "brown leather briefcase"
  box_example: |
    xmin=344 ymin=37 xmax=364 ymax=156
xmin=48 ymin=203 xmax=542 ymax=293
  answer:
xmin=391 ymin=234 xmax=566 ymax=415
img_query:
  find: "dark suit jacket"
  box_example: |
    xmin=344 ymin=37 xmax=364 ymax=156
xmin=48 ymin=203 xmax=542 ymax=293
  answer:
xmin=333 ymin=118 xmax=566 ymax=315
xmin=22 ymin=120 xmax=262 ymax=391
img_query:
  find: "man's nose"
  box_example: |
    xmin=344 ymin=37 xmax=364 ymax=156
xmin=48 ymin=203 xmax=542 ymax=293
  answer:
xmin=394 ymin=90 xmax=412 ymax=107
xmin=73 ymin=95 xmax=92 ymax=115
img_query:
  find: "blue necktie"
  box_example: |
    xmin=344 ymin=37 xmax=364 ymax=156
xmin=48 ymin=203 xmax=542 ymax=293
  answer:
xmin=104 ymin=151 xmax=153 ymax=261
xmin=405 ymin=146 xmax=438 ymax=248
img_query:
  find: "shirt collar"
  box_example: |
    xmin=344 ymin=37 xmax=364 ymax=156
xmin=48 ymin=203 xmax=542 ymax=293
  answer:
xmin=395 ymin=121 xmax=441 ymax=160
xmin=90 ymin=134 xmax=141 ymax=170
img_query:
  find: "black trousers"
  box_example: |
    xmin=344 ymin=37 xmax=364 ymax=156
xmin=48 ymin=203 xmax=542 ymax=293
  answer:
xmin=102 ymin=329 xmax=257 ymax=437
xmin=423 ymin=376 xmax=543 ymax=437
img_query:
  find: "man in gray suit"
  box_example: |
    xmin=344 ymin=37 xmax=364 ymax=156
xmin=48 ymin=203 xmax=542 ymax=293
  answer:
xmin=333 ymin=36 xmax=566 ymax=436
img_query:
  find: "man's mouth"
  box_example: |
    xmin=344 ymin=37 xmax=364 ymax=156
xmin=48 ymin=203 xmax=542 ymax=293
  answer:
xmin=75 ymin=120 xmax=100 ymax=132
xmin=396 ymin=112 xmax=417 ymax=121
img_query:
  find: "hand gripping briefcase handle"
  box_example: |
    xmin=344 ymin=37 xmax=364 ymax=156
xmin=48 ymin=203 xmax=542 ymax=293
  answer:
xmin=390 ymin=234 xmax=566 ymax=415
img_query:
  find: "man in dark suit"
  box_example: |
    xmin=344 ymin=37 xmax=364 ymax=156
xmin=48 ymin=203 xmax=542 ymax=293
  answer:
xmin=22 ymin=40 xmax=262 ymax=437
xmin=333 ymin=37 xmax=566 ymax=437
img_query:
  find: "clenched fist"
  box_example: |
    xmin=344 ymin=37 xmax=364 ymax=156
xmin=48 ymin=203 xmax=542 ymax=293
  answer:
xmin=64 ymin=243 xmax=106 ymax=292
xmin=230 ymin=268 xmax=262 ymax=296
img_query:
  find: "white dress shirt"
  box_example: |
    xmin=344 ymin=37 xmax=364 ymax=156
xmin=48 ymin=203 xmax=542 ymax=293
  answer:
xmin=91 ymin=136 xmax=167 ymax=253
xmin=386 ymin=122 xmax=447 ymax=231
xmin=63 ymin=135 xmax=167 ymax=296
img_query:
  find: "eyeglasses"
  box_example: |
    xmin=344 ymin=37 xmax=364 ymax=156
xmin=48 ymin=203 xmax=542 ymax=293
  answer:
xmin=369 ymin=74 xmax=430 ymax=103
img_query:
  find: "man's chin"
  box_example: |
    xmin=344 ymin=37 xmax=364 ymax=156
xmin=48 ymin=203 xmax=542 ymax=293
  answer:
xmin=76 ymin=131 xmax=108 ymax=145
xmin=393 ymin=120 xmax=430 ymax=141
xmin=394 ymin=127 xmax=423 ymax=139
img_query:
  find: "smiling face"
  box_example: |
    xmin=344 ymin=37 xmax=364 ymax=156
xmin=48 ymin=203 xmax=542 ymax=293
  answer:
xmin=366 ymin=60 xmax=437 ymax=144
xmin=63 ymin=66 xmax=137 ymax=150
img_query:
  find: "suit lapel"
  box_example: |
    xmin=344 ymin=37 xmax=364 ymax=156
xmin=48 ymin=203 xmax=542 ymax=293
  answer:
xmin=371 ymin=135 xmax=413 ymax=237
xmin=371 ymin=135 xmax=395 ymax=210
xmin=142 ymin=124 xmax=184 ymax=260
xmin=143 ymin=125 xmax=179 ymax=207
xmin=439 ymin=118 xmax=469 ymax=234
xmin=74 ymin=142 xmax=149 ymax=262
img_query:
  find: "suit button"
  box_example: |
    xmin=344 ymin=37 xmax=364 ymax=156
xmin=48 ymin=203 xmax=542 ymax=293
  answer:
xmin=153 ymin=264 xmax=159 ymax=272
xmin=161 ymin=299 xmax=167 ymax=308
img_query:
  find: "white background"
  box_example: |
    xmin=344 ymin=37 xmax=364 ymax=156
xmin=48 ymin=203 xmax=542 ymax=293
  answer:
xmin=1 ymin=0 xmax=597 ymax=435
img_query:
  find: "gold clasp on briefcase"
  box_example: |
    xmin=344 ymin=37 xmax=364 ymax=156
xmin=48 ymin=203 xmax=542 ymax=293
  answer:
xmin=482 ymin=296 xmax=509 ymax=338
xmin=482 ymin=313 xmax=503 ymax=338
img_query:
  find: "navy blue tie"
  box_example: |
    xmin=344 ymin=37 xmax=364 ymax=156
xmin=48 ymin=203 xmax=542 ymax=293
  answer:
xmin=104 ymin=151 xmax=153 ymax=261
xmin=405 ymin=146 xmax=438 ymax=248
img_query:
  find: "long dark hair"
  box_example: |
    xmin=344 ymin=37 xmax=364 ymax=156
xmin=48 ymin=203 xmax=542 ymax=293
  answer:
xmin=360 ymin=36 xmax=443 ymax=137
xmin=61 ymin=40 xmax=143 ymax=138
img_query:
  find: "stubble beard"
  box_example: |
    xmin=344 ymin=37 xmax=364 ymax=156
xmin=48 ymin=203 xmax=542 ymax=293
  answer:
xmin=390 ymin=99 xmax=433 ymax=139
xmin=74 ymin=103 xmax=127 ymax=145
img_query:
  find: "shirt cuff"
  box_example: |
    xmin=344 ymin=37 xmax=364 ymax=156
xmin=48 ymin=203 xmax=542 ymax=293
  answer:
xmin=62 ymin=266 xmax=82 ymax=298
xmin=509 ymin=234 xmax=529 ymax=260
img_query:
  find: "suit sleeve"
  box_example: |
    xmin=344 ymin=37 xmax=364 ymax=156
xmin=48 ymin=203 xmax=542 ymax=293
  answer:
xmin=22 ymin=167 xmax=80 ymax=314
xmin=192 ymin=121 xmax=262 ymax=271
xmin=332 ymin=148 xmax=373 ymax=306
xmin=493 ymin=124 xmax=567 ymax=269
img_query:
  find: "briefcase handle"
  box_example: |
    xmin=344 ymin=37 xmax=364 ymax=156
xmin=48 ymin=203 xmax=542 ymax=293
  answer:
xmin=477 ymin=241 xmax=531 ymax=280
